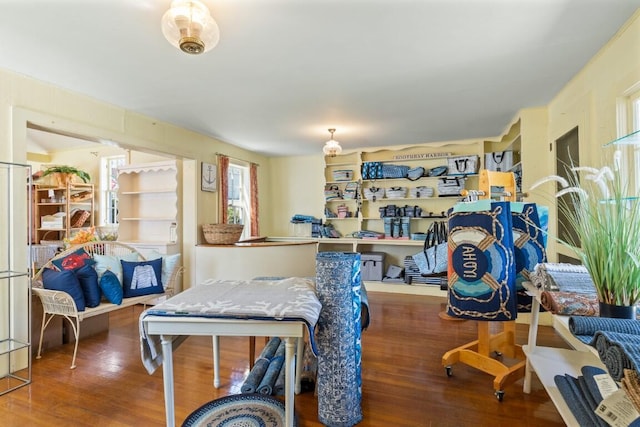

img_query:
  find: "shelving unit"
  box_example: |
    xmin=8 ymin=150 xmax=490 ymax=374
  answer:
xmin=117 ymin=160 xmax=179 ymax=255
xmin=321 ymin=142 xmax=482 ymax=295
xmin=522 ymin=282 xmax=605 ymax=426
xmin=269 ymin=236 xmax=446 ymax=297
xmin=33 ymin=183 xmax=94 ymax=244
xmin=484 ymin=118 xmax=523 ymax=196
xmin=323 ymin=142 xmax=482 ymax=238
xmin=1 ymin=161 xmax=32 ymax=395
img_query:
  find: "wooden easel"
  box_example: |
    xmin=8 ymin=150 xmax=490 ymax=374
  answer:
xmin=442 ymin=170 xmax=526 ymax=401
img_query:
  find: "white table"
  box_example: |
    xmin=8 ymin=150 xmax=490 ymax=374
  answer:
xmin=143 ymin=315 xmax=305 ymax=427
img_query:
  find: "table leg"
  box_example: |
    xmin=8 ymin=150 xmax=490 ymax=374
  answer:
xmin=295 ymin=336 xmax=304 ymax=394
xmin=212 ymin=335 xmax=220 ymax=388
xmin=523 ymin=297 xmax=541 ymax=394
xmin=160 ymin=335 xmax=175 ymax=427
xmin=284 ymin=337 xmax=295 ymax=427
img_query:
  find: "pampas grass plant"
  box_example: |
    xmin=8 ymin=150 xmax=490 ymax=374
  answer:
xmin=531 ymin=151 xmax=640 ymax=307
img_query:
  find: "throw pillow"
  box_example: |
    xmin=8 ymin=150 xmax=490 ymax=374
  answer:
xmin=121 ymin=258 xmax=164 ymax=298
xmin=93 ymin=252 xmax=139 ymax=283
xmin=42 ymin=267 xmax=86 ymax=311
xmin=99 ymin=270 xmax=123 ymax=305
xmin=51 ymin=247 xmax=93 ymax=271
xmin=75 ymin=263 xmax=101 ymax=308
xmin=144 ymin=251 xmax=181 ymax=287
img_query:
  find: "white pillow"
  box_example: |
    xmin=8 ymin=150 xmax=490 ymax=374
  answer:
xmin=144 ymin=251 xmax=181 ymax=287
xmin=93 ymin=253 xmax=139 ymax=284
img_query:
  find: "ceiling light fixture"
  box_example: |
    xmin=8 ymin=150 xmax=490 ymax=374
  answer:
xmin=323 ymin=128 xmax=342 ymax=157
xmin=161 ymin=0 xmax=220 ymax=55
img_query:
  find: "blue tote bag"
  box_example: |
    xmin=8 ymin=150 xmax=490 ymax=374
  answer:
xmin=446 ymin=200 xmax=517 ymax=321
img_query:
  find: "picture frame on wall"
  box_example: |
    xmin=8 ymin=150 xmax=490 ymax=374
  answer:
xmin=201 ymin=162 xmax=217 ymax=192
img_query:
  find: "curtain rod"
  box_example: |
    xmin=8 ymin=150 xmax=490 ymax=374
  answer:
xmin=215 ymin=152 xmax=260 ymax=166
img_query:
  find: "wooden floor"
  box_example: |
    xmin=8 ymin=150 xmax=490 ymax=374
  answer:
xmin=1 ymin=292 xmax=571 ymax=426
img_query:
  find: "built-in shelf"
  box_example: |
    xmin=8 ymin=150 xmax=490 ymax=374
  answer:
xmin=117 ymin=160 xmax=180 ymax=256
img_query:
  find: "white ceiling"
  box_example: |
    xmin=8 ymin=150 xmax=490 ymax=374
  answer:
xmin=2 ymin=0 xmax=639 ymax=157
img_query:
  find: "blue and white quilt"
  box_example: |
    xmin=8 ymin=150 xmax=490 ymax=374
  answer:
xmin=140 ymin=277 xmax=321 ymax=374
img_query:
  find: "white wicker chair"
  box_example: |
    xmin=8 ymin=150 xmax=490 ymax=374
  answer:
xmin=32 ymin=241 xmax=180 ymax=369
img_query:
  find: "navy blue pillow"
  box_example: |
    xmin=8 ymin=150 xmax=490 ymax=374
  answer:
xmin=121 ymin=258 xmax=164 ymax=298
xmin=75 ymin=263 xmax=101 ymax=308
xmin=42 ymin=267 xmax=86 ymax=311
xmin=51 ymin=248 xmax=93 ymax=271
xmin=99 ymin=270 xmax=123 ymax=305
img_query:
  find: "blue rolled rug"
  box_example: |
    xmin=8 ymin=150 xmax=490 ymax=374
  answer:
xmin=446 ymin=201 xmax=517 ymax=321
xmin=274 ymin=358 xmax=286 ymax=396
xmin=554 ymin=373 xmax=608 ymax=427
xmin=581 ymin=365 xmax=610 ymax=403
xmin=592 ymin=331 xmax=640 ymax=381
xmin=568 ymin=316 xmax=640 ymax=344
xmin=257 ymin=340 xmax=285 ymax=395
xmin=241 ymin=337 xmax=282 ymax=394
xmin=315 ymin=251 xmax=363 ymax=427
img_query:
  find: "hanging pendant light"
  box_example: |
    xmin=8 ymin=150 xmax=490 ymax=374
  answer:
xmin=323 ymin=128 xmax=342 ymax=157
xmin=162 ymin=0 xmax=220 ymax=55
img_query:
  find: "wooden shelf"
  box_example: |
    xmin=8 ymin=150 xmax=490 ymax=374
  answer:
xmin=33 ymin=183 xmax=94 ymax=243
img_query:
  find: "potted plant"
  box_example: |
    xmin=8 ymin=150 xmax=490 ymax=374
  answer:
xmin=532 ymin=151 xmax=640 ymax=318
xmin=41 ymin=165 xmax=91 ymax=187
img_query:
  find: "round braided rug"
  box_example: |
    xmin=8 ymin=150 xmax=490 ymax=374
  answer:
xmin=182 ymin=393 xmax=294 ymax=427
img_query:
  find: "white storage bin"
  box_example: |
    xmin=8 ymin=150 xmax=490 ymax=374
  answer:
xmin=361 ymin=252 xmax=385 ymax=281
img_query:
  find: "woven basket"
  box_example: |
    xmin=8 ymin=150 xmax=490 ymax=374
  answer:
xmin=203 ymin=224 xmax=244 ymax=245
xmin=70 ymin=210 xmax=91 ymax=228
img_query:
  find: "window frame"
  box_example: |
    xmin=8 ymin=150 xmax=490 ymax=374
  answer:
xmin=99 ymin=155 xmax=125 ymax=226
xmin=227 ymin=161 xmax=252 ymax=239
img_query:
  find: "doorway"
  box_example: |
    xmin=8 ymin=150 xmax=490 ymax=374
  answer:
xmin=555 ymin=126 xmax=580 ymax=262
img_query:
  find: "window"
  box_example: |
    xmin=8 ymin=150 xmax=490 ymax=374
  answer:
xmin=100 ymin=156 xmax=125 ymax=225
xmin=616 ymin=85 xmax=640 ymax=192
xmin=227 ymin=162 xmax=251 ymax=238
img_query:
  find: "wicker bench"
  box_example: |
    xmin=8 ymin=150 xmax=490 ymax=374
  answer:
xmin=32 ymin=241 xmax=181 ymax=369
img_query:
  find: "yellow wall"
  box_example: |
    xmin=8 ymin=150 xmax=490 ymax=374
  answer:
xmin=0 ymin=70 xmax=271 ymax=239
xmin=268 ymin=155 xmax=325 ymax=236
xmin=5 ymin=8 xmax=639 ymax=245
xmin=0 ymin=69 xmax=271 ymax=356
xmin=534 ymin=9 xmax=640 ymax=260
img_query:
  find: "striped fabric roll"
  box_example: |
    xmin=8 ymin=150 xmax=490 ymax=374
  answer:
xmin=592 ymin=331 xmax=640 ymax=381
xmin=568 ymin=316 xmax=640 ymax=344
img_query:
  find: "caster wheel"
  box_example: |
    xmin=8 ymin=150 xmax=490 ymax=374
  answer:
xmin=445 ymin=366 xmax=453 ymax=377
xmin=495 ymin=390 xmax=505 ymax=402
